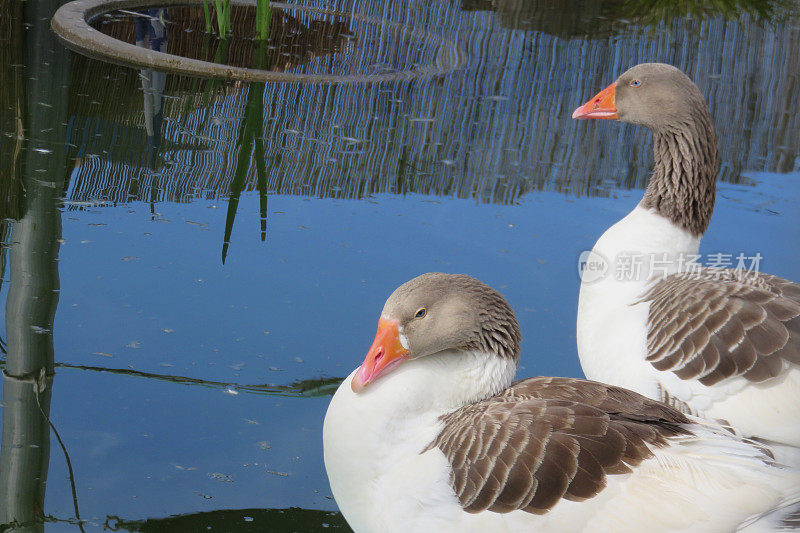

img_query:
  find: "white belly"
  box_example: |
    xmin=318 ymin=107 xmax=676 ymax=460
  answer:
xmin=577 ymin=206 xmax=700 ymax=396
xmin=667 ymin=367 xmax=800 ymax=446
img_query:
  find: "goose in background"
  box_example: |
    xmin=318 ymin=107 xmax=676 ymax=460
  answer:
xmin=323 ymin=273 xmax=800 ymax=532
xmin=573 ymin=63 xmax=800 ymax=447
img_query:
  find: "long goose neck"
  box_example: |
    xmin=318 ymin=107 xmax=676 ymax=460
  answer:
xmin=641 ymin=106 xmax=719 ymax=237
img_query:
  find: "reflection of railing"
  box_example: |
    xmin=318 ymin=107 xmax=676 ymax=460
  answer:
xmin=61 ymin=0 xmax=800 ymax=207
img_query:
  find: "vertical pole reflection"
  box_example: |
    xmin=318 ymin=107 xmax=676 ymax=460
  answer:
xmin=0 ymin=0 xmax=69 ymax=530
xmin=129 ymin=9 xmax=169 ymax=210
xmin=135 ymin=9 xmax=167 ymax=172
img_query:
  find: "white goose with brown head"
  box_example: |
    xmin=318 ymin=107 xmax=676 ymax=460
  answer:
xmin=573 ymin=63 xmax=800 ymax=447
xmin=323 ymin=273 xmax=800 ymax=532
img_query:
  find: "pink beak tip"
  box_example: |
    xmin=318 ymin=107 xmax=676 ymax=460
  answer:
xmin=351 ymin=367 xmax=368 ymax=393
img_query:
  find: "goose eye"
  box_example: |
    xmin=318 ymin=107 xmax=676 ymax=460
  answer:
xmin=630 ymin=79 xmax=642 ymax=87
xmin=414 ymin=308 xmax=427 ymax=319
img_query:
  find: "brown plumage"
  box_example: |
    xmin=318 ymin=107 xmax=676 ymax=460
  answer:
xmin=641 ymin=116 xmax=718 ymax=236
xmin=427 ymin=377 xmax=692 ymax=515
xmin=641 ymin=269 xmax=800 ymax=385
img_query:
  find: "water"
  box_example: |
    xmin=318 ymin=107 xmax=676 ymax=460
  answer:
xmin=1 ymin=0 xmax=799 ymax=531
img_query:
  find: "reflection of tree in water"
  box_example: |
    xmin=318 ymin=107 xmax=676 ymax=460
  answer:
xmin=461 ymin=0 xmax=795 ymax=34
xmin=63 ymin=0 xmax=800 ymax=208
xmin=0 ymin=0 xmax=73 ymax=531
xmin=0 ymin=0 xmax=26 ymax=223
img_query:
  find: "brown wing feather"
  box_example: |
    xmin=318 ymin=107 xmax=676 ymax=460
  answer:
xmin=641 ymin=269 xmax=800 ymax=385
xmin=426 ymin=377 xmax=691 ymax=515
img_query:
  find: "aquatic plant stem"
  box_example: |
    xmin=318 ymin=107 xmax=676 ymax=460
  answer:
xmin=201 ymin=0 xmax=212 ymax=32
xmin=214 ymin=0 xmax=231 ymax=38
xmin=256 ymin=0 xmax=272 ymax=41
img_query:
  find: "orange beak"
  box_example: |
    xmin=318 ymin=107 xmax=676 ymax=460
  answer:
xmin=572 ymin=82 xmax=618 ymax=120
xmin=351 ymin=318 xmax=410 ymax=393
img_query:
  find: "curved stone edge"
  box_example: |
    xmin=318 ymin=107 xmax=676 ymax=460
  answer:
xmin=51 ymin=0 xmax=466 ymax=84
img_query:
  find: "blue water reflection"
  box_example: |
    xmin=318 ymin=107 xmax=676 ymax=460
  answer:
xmin=30 ymin=175 xmax=798 ymax=528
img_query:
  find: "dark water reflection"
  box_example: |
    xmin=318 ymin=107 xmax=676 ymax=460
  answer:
xmin=462 ymin=0 xmax=797 ymax=34
xmin=1 ymin=0 xmax=799 ymax=530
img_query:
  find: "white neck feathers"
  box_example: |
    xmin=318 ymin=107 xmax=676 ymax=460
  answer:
xmin=592 ymin=206 xmax=701 ymax=269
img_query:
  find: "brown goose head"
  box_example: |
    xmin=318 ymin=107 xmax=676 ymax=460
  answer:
xmin=572 ymin=63 xmax=719 ymax=236
xmin=351 ymin=273 xmax=521 ymax=392
xmin=572 ymin=63 xmax=707 ymax=130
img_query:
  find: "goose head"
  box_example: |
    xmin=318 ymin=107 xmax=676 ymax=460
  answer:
xmin=351 ymin=273 xmax=521 ymax=396
xmin=572 ymin=62 xmax=708 ymax=129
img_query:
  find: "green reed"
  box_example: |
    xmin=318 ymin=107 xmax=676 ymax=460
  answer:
xmin=256 ymin=0 xmax=272 ymax=41
xmin=202 ymin=0 xmax=231 ymax=37
xmin=202 ymin=0 xmax=271 ymax=39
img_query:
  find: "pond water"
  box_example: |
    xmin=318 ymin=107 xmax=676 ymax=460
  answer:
xmin=1 ymin=0 xmax=799 ymax=531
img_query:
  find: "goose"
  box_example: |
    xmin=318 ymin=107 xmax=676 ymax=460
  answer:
xmin=323 ymin=273 xmax=800 ymax=532
xmin=572 ymin=63 xmax=800 ymax=447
